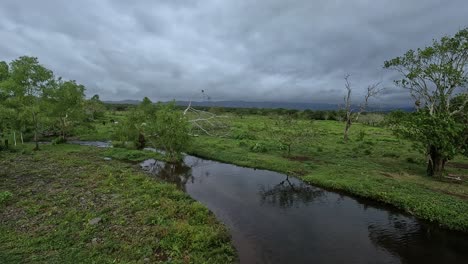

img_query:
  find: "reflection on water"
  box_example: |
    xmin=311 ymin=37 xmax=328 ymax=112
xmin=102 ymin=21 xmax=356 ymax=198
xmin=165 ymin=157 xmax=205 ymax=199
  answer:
xmin=368 ymin=213 xmax=468 ymax=264
xmin=140 ymin=159 xmax=192 ymax=190
xmin=138 ymin=155 xmax=468 ymax=264
xmin=67 ymin=140 xmax=468 ymax=263
xmin=259 ymin=176 xmax=324 ymax=208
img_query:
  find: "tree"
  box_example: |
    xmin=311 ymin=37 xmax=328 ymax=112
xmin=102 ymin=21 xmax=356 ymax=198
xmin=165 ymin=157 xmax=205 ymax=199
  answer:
xmin=145 ymin=102 xmax=191 ymax=162
xmin=46 ymin=79 xmax=86 ymax=141
xmin=384 ymin=28 xmax=468 ymax=177
xmin=7 ymin=56 xmax=53 ymax=150
xmin=112 ymin=97 xmax=157 ymax=149
xmin=0 ymin=61 xmax=8 ymax=82
xmin=342 ymin=74 xmax=382 ymax=142
xmin=84 ymin=94 xmax=106 ymax=121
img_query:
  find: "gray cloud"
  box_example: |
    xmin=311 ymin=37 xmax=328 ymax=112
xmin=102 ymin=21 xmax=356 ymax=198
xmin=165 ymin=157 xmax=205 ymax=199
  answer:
xmin=0 ymin=0 xmax=466 ymax=105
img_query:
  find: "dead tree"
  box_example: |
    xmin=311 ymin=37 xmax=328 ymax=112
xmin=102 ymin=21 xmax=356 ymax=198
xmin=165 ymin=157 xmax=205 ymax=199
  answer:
xmin=343 ymin=74 xmax=382 ymax=142
xmin=183 ymin=90 xmax=230 ymax=137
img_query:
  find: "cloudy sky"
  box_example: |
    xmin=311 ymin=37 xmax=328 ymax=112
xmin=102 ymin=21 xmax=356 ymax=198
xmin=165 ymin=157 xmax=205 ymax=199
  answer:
xmin=0 ymin=0 xmax=466 ymax=105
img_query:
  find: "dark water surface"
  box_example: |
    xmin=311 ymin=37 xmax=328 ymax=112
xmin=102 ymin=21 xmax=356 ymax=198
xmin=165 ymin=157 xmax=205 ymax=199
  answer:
xmin=70 ymin=142 xmax=468 ymax=264
xmin=141 ymin=155 xmax=468 ymax=264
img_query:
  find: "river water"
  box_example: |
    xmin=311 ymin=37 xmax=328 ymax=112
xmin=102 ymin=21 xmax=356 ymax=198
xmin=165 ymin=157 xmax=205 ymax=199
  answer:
xmin=140 ymin=155 xmax=468 ymax=264
xmin=69 ymin=141 xmax=468 ymax=263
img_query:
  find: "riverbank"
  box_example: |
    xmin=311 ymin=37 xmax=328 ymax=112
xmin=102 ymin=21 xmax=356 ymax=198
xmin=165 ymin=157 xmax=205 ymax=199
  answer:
xmin=0 ymin=144 xmax=235 ymax=263
xmin=41 ymin=113 xmax=468 ymax=232
xmin=186 ymin=117 xmax=468 ymax=232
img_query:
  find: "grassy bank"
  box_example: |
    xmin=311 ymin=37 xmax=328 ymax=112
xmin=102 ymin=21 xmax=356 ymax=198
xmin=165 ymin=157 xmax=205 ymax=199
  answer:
xmin=0 ymin=144 xmax=235 ymax=263
xmin=72 ymin=112 xmax=468 ymax=231
xmin=185 ymin=116 xmax=468 ymax=232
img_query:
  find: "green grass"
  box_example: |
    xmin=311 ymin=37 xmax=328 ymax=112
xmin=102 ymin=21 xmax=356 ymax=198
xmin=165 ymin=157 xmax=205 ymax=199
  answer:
xmin=102 ymin=147 xmax=166 ymax=162
xmin=0 ymin=144 xmax=235 ymax=263
xmin=184 ymin=115 xmax=468 ymax=231
xmin=70 ymin=111 xmax=468 ymax=231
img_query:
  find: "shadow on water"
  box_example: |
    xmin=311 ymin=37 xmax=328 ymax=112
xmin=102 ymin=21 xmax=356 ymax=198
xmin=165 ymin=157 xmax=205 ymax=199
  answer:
xmin=368 ymin=212 xmax=468 ymax=264
xmin=140 ymin=155 xmax=468 ymax=264
xmin=258 ymin=176 xmax=324 ymax=208
xmin=69 ymin=141 xmax=468 ymax=264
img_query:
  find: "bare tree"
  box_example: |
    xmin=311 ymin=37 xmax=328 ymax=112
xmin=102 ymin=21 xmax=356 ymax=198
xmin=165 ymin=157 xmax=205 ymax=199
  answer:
xmin=342 ymin=74 xmax=382 ymax=142
xmin=183 ymin=90 xmax=230 ymax=137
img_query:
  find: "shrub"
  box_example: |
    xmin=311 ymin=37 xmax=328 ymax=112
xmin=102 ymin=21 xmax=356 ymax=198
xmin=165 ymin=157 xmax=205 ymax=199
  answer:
xmin=232 ymin=130 xmax=257 ymax=140
xmin=357 ymin=130 xmax=366 ymax=141
xmin=52 ymin=137 xmax=67 ymax=145
xmin=0 ymin=191 xmax=13 ymax=205
xmin=250 ymin=142 xmax=268 ymax=153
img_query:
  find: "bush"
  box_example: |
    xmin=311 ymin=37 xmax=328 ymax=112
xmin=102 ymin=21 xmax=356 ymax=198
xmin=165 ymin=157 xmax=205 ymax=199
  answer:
xmin=250 ymin=142 xmax=268 ymax=153
xmin=0 ymin=191 xmax=13 ymax=205
xmin=357 ymin=130 xmax=366 ymax=141
xmin=231 ymin=130 xmax=257 ymax=140
xmin=52 ymin=137 xmax=67 ymax=145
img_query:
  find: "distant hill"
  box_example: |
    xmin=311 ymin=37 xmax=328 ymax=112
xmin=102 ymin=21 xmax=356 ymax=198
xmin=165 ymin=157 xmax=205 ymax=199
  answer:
xmin=104 ymin=100 xmax=412 ymax=112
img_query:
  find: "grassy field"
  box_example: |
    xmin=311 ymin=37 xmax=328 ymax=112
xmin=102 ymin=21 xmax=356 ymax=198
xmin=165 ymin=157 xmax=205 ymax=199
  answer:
xmin=72 ymin=111 xmax=468 ymax=231
xmin=0 ymin=144 xmax=235 ymax=263
xmin=2 ymin=110 xmax=467 ymax=263
xmin=181 ymin=115 xmax=468 ymax=231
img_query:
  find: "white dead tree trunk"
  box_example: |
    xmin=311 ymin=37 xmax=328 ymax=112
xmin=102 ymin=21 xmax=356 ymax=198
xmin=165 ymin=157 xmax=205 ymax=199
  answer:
xmin=343 ymin=74 xmax=382 ymax=142
xmin=183 ymin=90 xmax=230 ymax=137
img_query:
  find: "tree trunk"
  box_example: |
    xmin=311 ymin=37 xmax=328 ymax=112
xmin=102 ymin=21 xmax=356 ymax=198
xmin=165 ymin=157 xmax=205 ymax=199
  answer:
xmin=33 ymin=112 xmax=40 ymax=151
xmin=426 ymin=145 xmax=446 ymax=177
xmin=34 ymin=131 xmax=39 ymax=150
xmin=136 ymin=133 xmax=146 ymax=150
xmin=20 ymin=132 xmax=24 ymax=144
xmin=343 ymin=117 xmax=351 ymax=142
xmin=13 ymin=131 xmax=16 ymax=146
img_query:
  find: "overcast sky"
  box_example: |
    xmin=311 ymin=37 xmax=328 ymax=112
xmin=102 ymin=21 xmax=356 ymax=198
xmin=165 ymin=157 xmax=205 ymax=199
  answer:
xmin=0 ymin=0 xmax=466 ymax=105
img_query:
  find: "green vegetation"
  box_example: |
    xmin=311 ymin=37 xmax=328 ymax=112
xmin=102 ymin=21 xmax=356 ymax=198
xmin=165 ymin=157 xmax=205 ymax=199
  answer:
xmin=0 ymin=144 xmax=235 ymax=263
xmin=112 ymin=100 xmax=191 ymax=161
xmin=0 ymin=27 xmax=467 ymax=263
xmin=0 ymin=56 xmax=105 ymax=149
xmin=384 ymin=28 xmax=468 ymax=177
xmin=182 ymin=116 xmax=468 ymax=231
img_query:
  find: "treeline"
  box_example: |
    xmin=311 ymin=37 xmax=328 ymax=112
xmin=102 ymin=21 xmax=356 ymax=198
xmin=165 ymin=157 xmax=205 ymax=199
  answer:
xmin=105 ymin=102 xmax=386 ymax=125
xmin=191 ymin=106 xmax=388 ymax=127
xmin=0 ymin=56 xmax=106 ymax=150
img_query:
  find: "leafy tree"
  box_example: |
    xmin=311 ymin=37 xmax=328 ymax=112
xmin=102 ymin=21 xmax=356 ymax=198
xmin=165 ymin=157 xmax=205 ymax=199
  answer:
xmin=0 ymin=61 xmax=8 ymax=82
xmin=145 ymin=102 xmax=191 ymax=162
xmin=384 ymin=28 xmax=468 ymax=177
xmin=7 ymin=56 xmax=54 ymax=150
xmin=84 ymin=94 xmax=106 ymax=121
xmin=113 ymin=97 xmax=157 ymax=149
xmin=45 ymin=79 xmax=86 ymax=141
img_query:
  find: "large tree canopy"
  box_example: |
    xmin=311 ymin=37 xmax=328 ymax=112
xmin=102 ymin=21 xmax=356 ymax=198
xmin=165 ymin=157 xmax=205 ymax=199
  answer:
xmin=384 ymin=28 xmax=468 ymax=177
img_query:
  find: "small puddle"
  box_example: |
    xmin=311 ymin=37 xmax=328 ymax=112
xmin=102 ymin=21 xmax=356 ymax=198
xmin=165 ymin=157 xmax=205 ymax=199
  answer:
xmin=71 ymin=141 xmax=468 ymax=263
